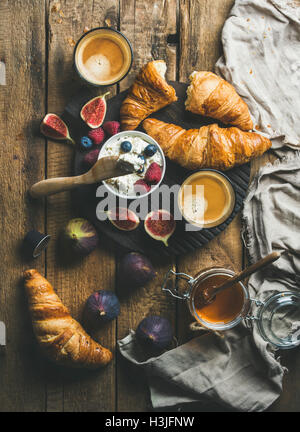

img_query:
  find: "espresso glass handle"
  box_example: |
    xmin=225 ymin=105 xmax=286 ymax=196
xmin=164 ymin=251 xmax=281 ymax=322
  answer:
xmin=162 ymin=269 xmax=195 ymax=300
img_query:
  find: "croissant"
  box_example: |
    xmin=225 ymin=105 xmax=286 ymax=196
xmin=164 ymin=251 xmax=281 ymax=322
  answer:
xmin=185 ymin=71 xmax=253 ymax=131
xmin=24 ymin=269 xmax=112 ymax=369
xmin=142 ymin=118 xmax=271 ymax=171
xmin=120 ymin=60 xmax=177 ymax=130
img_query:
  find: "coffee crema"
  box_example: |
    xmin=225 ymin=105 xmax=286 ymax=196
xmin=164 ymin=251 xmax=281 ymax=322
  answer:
xmin=75 ymin=28 xmax=132 ymax=86
xmin=178 ymin=170 xmax=235 ymax=228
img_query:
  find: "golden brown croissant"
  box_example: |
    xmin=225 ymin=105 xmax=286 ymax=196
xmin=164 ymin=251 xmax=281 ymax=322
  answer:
xmin=120 ymin=60 xmax=177 ymax=130
xmin=185 ymin=71 xmax=253 ymax=131
xmin=143 ymin=118 xmax=271 ymax=170
xmin=24 ymin=269 xmax=112 ymax=369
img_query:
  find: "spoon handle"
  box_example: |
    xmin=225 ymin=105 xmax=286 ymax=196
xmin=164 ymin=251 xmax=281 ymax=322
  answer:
xmin=30 ymin=175 xmax=84 ymax=198
xmin=205 ymin=251 xmax=282 ymax=302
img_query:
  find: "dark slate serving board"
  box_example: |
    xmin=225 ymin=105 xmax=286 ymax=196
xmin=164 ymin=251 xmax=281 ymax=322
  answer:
xmin=64 ymin=82 xmax=250 ymax=257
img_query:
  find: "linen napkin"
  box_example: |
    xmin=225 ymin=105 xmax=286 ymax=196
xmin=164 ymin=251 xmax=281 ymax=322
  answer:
xmin=215 ymin=0 xmax=300 ymax=150
xmin=118 ymin=0 xmax=300 ymax=411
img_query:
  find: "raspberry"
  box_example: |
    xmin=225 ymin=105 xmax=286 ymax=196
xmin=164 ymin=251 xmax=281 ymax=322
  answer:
xmin=134 ymin=179 xmax=151 ymax=194
xmin=88 ymin=127 xmax=105 ymax=146
xmin=83 ymin=149 xmax=100 ymax=167
xmin=103 ymin=121 xmax=120 ymax=136
xmin=144 ymin=162 xmax=162 ymax=185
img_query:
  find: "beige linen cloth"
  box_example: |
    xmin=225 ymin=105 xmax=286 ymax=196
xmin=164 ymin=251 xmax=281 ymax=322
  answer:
xmin=118 ymin=0 xmax=300 ymax=411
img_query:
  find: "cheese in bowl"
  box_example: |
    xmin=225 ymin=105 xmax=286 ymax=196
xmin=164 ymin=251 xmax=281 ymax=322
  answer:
xmin=99 ymin=131 xmax=165 ymax=199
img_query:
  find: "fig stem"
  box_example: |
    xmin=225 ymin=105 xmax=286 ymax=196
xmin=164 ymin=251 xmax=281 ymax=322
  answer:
xmin=67 ymin=136 xmax=76 ymax=146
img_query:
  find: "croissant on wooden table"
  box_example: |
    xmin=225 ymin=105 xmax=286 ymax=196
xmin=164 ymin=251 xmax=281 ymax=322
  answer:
xmin=23 ymin=269 xmax=112 ymax=369
xmin=142 ymin=118 xmax=271 ymax=171
xmin=120 ymin=60 xmax=177 ymax=130
xmin=185 ymin=71 xmax=253 ymax=131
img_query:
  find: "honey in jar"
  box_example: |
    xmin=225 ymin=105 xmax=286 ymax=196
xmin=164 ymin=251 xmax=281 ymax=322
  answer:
xmin=193 ymin=273 xmax=245 ymax=324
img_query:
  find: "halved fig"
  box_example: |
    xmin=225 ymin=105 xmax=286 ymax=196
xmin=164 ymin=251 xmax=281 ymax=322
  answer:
xmin=80 ymin=92 xmax=109 ymax=128
xmin=40 ymin=113 xmax=75 ymax=145
xmin=144 ymin=209 xmax=176 ymax=247
xmin=107 ymin=207 xmax=140 ymax=231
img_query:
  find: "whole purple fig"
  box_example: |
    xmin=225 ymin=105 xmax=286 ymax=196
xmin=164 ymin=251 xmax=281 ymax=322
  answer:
xmin=136 ymin=316 xmax=173 ymax=351
xmin=83 ymin=290 xmax=120 ymax=329
xmin=119 ymin=252 xmax=156 ymax=288
xmin=63 ymin=218 xmax=99 ymax=256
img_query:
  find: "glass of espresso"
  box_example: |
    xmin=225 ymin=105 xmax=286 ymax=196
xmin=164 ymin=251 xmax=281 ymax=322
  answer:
xmin=74 ymin=27 xmax=133 ymax=86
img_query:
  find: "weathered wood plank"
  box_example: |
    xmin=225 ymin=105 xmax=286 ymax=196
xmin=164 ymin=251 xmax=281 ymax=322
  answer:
xmin=0 ymin=0 xmax=46 ymax=412
xmin=178 ymin=0 xmax=238 ymax=344
xmin=45 ymin=0 xmax=118 ymax=412
xmin=117 ymin=0 xmax=177 ymax=412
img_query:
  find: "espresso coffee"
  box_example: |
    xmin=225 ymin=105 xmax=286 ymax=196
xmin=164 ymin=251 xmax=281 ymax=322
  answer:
xmin=75 ymin=28 xmax=132 ymax=86
xmin=178 ymin=170 xmax=235 ymax=228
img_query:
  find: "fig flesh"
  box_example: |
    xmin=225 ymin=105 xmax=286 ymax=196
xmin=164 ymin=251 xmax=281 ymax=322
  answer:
xmin=107 ymin=207 xmax=139 ymax=231
xmin=119 ymin=252 xmax=156 ymax=288
xmin=80 ymin=92 xmax=109 ymax=128
xmin=144 ymin=209 xmax=176 ymax=247
xmin=40 ymin=113 xmax=75 ymax=145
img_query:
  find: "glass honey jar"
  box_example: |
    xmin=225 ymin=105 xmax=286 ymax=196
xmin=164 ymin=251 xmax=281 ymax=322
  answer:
xmin=162 ymin=267 xmax=300 ymax=348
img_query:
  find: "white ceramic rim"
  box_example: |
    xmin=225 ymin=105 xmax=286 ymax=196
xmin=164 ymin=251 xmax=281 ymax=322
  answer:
xmin=98 ymin=130 xmax=166 ymax=200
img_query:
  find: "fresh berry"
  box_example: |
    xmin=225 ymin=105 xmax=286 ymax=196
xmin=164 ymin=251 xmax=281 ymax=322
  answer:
xmin=80 ymin=136 xmax=93 ymax=149
xmin=88 ymin=127 xmax=105 ymax=146
xmin=103 ymin=121 xmax=120 ymax=136
xmin=144 ymin=144 xmax=157 ymax=157
xmin=134 ymin=180 xmax=151 ymax=194
xmin=137 ymin=155 xmax=146 ymax=174
xmin=144 ymin=162 xmax=162 ymax=185
xmin=83 ymin=149 xmax=100 ymax=167
xmin=120 ymin=140 xmax=132 ymax=152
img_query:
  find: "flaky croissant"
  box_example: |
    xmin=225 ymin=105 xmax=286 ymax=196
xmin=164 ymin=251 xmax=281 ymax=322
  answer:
xmin=120 ymin=60 xmax=177 ymax=130
xmin=185 ymin=71 xmax=253 ymax=131
xmin=143 ymin=118 xmax=271 ymax=171
xmin=24 ymin=269 xmax=112 ymax=369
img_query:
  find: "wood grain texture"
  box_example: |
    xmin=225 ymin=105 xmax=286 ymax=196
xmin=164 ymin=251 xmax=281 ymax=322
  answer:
xmin=179 ymin=0 xmax=235 ymax=75
xmin=116 ymin=0 xmax=177 ymax=412
xmin=45 ymin=0 xmax=118 ymax=412
xmin=0 ymin=0 xmax=46 ymax=412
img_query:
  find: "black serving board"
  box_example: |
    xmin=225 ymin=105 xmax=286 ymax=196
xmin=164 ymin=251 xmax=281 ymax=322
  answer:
xmin=65 ymin=82 xmax=250 ymax=257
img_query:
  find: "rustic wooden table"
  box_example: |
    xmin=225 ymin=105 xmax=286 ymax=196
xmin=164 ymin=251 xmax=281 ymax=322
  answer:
xmin=0 ymin=0 xmax=299 ymax=412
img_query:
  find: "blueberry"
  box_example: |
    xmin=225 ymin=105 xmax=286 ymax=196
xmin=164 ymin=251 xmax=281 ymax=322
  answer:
xmin=120 ymin=140 xmax=132 ymax=152
xmin=137 ymin=154 xmax=145 ymax=173
xmin=144 ymin=144 xmax=157 ymax=157
xmin=80 ymin=136 xmax=93 ymax=149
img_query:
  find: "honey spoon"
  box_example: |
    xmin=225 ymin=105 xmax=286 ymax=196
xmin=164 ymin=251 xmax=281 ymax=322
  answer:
xmin=30 ymin=156 xmax=134 ymax=198
xmin=198 ymin=251 xmax=282 ymax=308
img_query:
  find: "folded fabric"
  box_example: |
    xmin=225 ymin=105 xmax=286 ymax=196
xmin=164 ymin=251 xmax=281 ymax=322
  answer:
xmin=119 ymin=326 xmax=284 ymax=411
xmin=215 ymin=0 xmax=300 ymax=149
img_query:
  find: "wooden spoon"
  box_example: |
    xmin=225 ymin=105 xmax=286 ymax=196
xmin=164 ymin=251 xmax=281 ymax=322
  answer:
xmin=30 ymin=156 xmax=134 ymax=198
xmin=198 ymin=251 xmax=282 ymax=308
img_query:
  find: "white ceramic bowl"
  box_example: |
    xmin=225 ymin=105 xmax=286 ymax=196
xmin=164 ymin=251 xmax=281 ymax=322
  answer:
xmin=98 ymin=130 xmax=166 ymax=200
